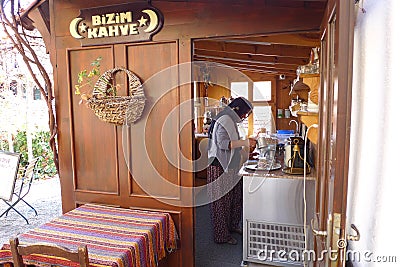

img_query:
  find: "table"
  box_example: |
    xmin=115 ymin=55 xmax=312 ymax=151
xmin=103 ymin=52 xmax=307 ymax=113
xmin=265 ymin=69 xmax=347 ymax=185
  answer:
xmin=0 ymin=203 xmax=178 ymax=267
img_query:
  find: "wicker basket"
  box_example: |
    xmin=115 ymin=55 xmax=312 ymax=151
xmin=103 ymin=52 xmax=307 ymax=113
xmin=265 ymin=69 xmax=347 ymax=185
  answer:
xmin=86 ymin=67 xmax=145 ymax=125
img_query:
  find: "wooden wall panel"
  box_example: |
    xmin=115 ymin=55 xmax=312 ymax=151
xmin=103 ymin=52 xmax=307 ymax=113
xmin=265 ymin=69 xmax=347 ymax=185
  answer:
xmin=53 ymin=1 xmax=324 ymax=40
xmin=124 ymin=42 xmax=181 ymax=199
xmin=275 ymin=74 xmax=299 ymax=131
xmin=67 ymin=47 xmax=119 ymax=194
xmin=154 ymin=1 xmax=324 ymax=40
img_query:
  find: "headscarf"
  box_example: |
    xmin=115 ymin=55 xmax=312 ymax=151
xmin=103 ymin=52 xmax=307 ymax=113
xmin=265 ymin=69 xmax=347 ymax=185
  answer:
xmin=208 ymin=97 xmax=253 ymax=139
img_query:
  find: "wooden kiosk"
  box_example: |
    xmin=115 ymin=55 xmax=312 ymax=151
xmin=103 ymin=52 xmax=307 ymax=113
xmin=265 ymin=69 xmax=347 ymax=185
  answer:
xmin=21 ymin=1 xmax=360 ymax=266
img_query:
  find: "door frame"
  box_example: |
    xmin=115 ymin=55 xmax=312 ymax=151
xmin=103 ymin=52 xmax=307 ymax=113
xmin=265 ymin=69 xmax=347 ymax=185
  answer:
xmin=315 ymin=0 xmax=355 ymax=266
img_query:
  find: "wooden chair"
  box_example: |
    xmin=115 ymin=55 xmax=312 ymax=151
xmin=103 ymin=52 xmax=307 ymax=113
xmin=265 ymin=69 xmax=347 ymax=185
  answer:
xmin=10 ymin=237 xmax=90 ymax=267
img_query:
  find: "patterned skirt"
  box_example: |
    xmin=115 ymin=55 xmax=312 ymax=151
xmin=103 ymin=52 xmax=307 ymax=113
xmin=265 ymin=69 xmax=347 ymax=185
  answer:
xmin=207 ymin=163 xmax=242 ymax=243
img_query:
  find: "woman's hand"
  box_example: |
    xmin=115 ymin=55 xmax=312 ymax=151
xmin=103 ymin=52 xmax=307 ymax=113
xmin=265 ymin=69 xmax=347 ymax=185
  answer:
xmin=249 ymin=137 xmax=257 ymax=152
xmin=232 ymin=137 xmax=257 ymax=153
xmin=248 ymin=152 xmax=259 ymax=160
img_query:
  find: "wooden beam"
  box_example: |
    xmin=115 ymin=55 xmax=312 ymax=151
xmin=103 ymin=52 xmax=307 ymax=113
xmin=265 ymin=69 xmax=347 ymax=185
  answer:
xmin=264 ymin=0 xmax=327 ymax=8
xmin=232 ymin=67 xmax=279 ymax=75
xmin=193 ymin=58 xmax=279 ymax=74
xmin=216 ymin=32 xmax=321 ymax=47
xmin=194 ymin=40 xmax=312 ymax=58
xmin=193 ymin=54 xmax=299 ymax=71
xmin=194 ymin=48 xmax=310 ymax=66
xmin=193 ymin=57 xmax=297 ymax=75
xmin=204 ymin=64 xmax=280 ymax=75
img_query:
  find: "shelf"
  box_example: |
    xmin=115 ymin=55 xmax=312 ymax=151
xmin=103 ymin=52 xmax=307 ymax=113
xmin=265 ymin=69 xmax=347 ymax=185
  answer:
xmin=297 ymin=111 xmax=318 ymax=117
xmin=299 ymin=73 xmax=320 ymax=78
xmin=297 ymin=111 xmax=318 ymax=145
xmin=302 ymin=75 xmax=320 ymax=105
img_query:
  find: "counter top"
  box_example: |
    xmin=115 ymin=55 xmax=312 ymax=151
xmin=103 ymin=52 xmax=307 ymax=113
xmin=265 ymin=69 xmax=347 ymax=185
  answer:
xmin=239 ymin=157 xmax=316 ymax=180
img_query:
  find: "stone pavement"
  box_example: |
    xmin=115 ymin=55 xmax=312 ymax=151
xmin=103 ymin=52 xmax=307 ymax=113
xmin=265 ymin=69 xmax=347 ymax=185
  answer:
xmin=0 ymin=177 xmax=62 ymax=246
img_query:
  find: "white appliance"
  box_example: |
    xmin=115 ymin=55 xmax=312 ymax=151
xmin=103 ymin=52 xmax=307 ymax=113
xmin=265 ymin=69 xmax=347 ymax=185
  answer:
xmin=242 ymin=175 xmax=316 ymax=267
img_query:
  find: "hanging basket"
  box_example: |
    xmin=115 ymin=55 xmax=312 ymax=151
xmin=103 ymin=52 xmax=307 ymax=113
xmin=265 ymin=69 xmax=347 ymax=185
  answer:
xmin=86 ymin=67 xmax=146 ymax=125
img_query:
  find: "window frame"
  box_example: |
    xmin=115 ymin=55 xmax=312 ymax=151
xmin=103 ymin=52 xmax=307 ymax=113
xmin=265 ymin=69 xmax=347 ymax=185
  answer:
xmin=230 ymin=77 xmax=276 ymax=135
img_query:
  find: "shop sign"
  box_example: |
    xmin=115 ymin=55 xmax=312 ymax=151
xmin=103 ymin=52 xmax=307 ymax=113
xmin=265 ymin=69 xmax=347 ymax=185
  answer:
xmin=69 ymin=2 xmax=163 ymax=46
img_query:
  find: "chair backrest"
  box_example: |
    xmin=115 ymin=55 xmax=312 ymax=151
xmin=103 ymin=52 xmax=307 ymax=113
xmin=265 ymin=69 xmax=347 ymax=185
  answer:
xmin=17 ymin=157 xmax=39 ymax=196
xmin=22 ymin=157 xmax=39 ymax=184
xmin=10 ymin=237 xmax=89 ymax=267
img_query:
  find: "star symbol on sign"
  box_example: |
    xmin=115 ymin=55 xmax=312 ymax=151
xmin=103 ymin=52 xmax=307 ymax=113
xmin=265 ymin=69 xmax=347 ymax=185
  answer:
xmin=79 ymin=22 xmax=88 ymax=33
xmin=138 ymin=16 xmax=148 ymax=27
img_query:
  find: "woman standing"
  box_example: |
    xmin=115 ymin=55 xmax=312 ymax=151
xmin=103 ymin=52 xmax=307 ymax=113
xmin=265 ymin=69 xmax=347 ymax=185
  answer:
xmin=207 ymin=97 xmax=256 ymax=245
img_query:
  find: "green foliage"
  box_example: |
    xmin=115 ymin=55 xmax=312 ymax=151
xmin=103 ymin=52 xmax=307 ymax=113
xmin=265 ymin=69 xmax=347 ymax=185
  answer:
xmin=11 ymin=130 xmax=57 ymax=179
xmin=0 ymin=139 xmax=9 ymax=150
xmin=75 ymin=56 xmax=102 ymax=95
xmin=32 ymin=131 xmax=57 ymax=177
xmin=74 ymin=56 xmax=118 ymax=97
xmin=13 ymin=131 xmax=28 ymax=166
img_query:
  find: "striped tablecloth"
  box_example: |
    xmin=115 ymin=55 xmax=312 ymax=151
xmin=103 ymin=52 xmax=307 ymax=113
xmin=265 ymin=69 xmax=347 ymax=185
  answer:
xmin=0 ymin=203 xmax=178 ymax=267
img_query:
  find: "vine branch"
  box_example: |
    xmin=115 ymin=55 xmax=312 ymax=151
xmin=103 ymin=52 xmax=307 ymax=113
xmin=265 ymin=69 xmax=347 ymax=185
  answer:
xmin=0 ymin=0 xmax=59 ymax=173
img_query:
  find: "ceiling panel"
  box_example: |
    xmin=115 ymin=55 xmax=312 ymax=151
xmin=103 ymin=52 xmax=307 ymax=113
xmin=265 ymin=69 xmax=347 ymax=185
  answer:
xmin=193 ymin=32 xmax=320 ymax=76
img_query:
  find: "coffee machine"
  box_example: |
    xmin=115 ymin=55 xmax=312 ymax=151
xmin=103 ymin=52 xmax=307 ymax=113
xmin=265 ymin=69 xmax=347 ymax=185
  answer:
xmin=283 ymin=136 xmax=312 ymax=174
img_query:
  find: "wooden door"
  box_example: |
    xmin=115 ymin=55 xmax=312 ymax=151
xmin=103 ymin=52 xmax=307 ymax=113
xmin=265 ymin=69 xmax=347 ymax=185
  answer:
xmin=65 ymin=41 xmax=193 ymax=267
xmin=314 ymin=1 xmax=358 ymax=266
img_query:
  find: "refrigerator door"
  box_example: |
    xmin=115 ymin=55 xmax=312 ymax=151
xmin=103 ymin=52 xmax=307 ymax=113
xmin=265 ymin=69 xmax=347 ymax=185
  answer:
xmin=243 ymin=176 xmax=315 ymax=266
